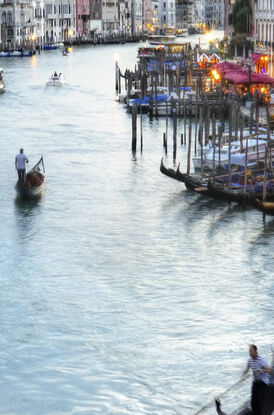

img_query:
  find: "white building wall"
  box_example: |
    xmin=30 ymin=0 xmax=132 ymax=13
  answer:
xmin=131 ymin=0 xmax=142 ymax=34
xmin=44 ymin=0 xmax=76 ymax=43
xmin=255 ymin=0 xmax=274 ymax=46
xmin=159 ymin=0 xmax=175 ymax=30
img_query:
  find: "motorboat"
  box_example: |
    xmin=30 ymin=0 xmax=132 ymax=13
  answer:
xmin=46 ymin=73 xmax=64 ymax=87
xmin=0 ymin=67 xmax=5 ymax=93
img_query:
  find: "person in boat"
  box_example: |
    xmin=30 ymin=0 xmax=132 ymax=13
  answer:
xmin=242 ymin=344 xmax=272 ymax=415
xmin=53 ymin=71 xmax=58 ymax=78
xmin=15 ymin=148 xmax=29 ymax=182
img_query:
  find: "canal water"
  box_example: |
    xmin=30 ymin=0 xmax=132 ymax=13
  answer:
xmin=0 ymin=32 xmax=274 ymax=415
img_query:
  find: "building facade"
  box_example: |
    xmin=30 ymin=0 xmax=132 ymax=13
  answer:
xmin=255 ymin=0 xmax=274 ymax=46
xmin=204 ymin=0 xmax=224 ymax=29
xmin=44 ymin=0 xmax=75 ymax=43
xmin=158 ymin=0 xmax=175 ymax=30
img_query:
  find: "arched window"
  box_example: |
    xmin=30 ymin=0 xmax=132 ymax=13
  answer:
xmin=1 ymin=11 xmax=6 ymax=24
xmin=7 ymin=11 xmax=12 ymax=25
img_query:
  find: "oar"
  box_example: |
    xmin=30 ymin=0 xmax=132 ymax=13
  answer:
xmin=193 ymin=375 xmax=249 ymax=415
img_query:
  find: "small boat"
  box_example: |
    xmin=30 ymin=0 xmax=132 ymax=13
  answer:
xmin=22 ymin=50 xmax=32 ymax=57
xmin=16 ymin=156 xmax=45 ymax=199
xmin=0 ymin=67 xmax=5 ymax=93
xmin=43 ymin=44 xmax=57 ymax=50
xmin=46 ymin=73 xmax=64 ymax=87
xmin=9 ymin=50 xmax=23 ymax=57
xmin=160 ymin=158 xmax=186 ymax=182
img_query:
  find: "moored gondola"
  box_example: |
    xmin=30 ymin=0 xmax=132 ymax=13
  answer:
xmin=207 ymin=179 xmax=250 ymax=203
xmin=184 ymin=174 xmax=210 ymax=195
xmin=251 ymin=198 xmax=274 ymax=216
xmin=160 ymin=158 xmax=186 ymax=182
xmin=16 ymin=156 xmax=45 ymax=199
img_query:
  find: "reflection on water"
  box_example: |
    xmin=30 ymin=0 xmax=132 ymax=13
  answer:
xmin=1 ymin=32 xmax=274 ymax=415
xmin=14 ymin=194 xmax=43 ymax=216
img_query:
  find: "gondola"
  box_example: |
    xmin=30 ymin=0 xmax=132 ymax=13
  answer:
xmin=184 ymin=173 xmax=210 ymax=195
xmin=215 ymin=386 xmax=274 ymax=415
xmin=160 ymin=158 xmax=186 ymax=182
xmin=215 ymin=398 xmax=252 ymax=415
xmin=251 ymin=198 xmax=274 ymax=216
xmin=16 ymin=156 xmax=45 ymax=199
xmin=207 ymin=179 xmax=251 ymax=204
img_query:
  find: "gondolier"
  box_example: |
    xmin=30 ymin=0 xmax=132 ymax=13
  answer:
xmin=242 ymin=344 xmax=272 ymax=415
xmin=15 ymin=148 xmax=29 ymax=182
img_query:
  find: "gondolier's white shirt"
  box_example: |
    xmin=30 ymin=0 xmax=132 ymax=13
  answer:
xmin=16 ymin=153 xmax=28 ymax=169
xmin=248 ymin=356 xmax=270 ymax=384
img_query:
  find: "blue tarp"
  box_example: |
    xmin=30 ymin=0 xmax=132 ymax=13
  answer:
xmin=131 ymin=94 xmax=169 ymax=105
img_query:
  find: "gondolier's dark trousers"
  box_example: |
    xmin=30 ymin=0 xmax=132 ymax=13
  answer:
xmin=17 ymin=169 xmax=26 ymax=182
xmin=251 ymin=380 xmax=269 ymax=415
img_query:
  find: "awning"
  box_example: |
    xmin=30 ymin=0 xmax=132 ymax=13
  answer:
xmin=225 ymin=70 xmax=274 ymax=85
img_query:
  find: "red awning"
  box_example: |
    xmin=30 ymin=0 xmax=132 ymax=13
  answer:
xmin=213 ymin=61 xmax=240 ymax=73
xmin=224 ymin=70 xmax=274 ymax=84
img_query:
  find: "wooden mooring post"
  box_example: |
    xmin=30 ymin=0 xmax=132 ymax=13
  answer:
xmin=172 ymin=100 xmax=177 ymax=161
xmin=131 ymin=104 xmax=137 ymax=152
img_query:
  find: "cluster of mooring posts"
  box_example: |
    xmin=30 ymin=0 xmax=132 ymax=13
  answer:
xmin=115 ymin=41 xmax=274 ymax=219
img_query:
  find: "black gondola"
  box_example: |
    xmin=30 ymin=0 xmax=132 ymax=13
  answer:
xmin=215 ymin=398 xmax=252 ymax=415
xmin=251 ymin=198 xmax=274 ymax=216
xmin=184 ymin=174 xmax=210 ymax=195
xmin=16 ymin=156 xmax=45 ymax=199
xmin=160 ymin=158 xmax=186 ymax=182
xmin=207 ymin=180 xmax=250 ymax=203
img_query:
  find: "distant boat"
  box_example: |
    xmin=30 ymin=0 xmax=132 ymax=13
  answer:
xmin=46 ymin=73 xmax=64 ymax=87
xmin=16 ymin=156 xmax=45 ymax=199
xmin=0 ymin=50 xmax=32 ymax=57
xmin=43 ymin=44 xmax=57 ymax=50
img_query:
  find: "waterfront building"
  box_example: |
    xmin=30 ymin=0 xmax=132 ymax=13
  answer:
xmin=224 ymin=0 xmax=234 ymax=38
xmin=143 ymin=0 xmax=158 ymax=32
xmin=204 ymin=0 xmax=224 ymax=29
xmin=192 ymin=0 xmax=204 ymax=29
xmin=0 ymin=0 xmax=36 ymax=48
xmin=44 ymin=0 xmax=76 ymax=43
xmin=158 ymin=0 xmax=175 ymax=31
xmin=118 ymin=0 xmax=131 ymax=35
xmin=176 ymin=0 xmax=193 ymax=30
xmin=131 ymin=0 xmax=142 ymax=34
xmin=34 ymin=0 xmax=45 ymax=46
xmin=101 ymin=0 xmax=119 ymax=35
xmin=89 ymin=0 xmax=102 ymax=39
xmin=76 ymin=0 xmax=90 ymax=38
xmin=255 ymin=0 xmax=274 ymax=47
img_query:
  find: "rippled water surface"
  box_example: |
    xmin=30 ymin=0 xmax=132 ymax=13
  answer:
xmin=0 ymin=32 xmax=274 ymax=415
